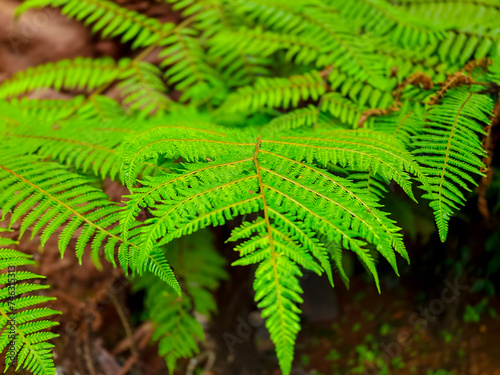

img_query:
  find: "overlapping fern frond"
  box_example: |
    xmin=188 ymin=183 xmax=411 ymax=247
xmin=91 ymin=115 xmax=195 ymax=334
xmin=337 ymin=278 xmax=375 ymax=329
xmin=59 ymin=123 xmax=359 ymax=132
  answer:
xmin=134 ymin=230 xmax=227 ymax=374
xmin=0 ymin=150 xmax=179 ymax=292
xmin=2 ymin=0 xmax=500 ymax=374
xmin=16 ymin=0 xmax=175 ymax=49
xmin=120 ymin=122 xmax=433 ymax=372
xmin=118 ymin=62 xmax=171 ymax=117
xmin=413 ymin=87 xmax=495 ymax=241
xmin=220 ymin=72 xmax=327 ymax=113
xmin=332 ymin=0 xmax=447 ymax=46
xmin=0 ymin=233 xmax=60 ymax=375
xmin=0 ymin=58 xmax=125 ymax=99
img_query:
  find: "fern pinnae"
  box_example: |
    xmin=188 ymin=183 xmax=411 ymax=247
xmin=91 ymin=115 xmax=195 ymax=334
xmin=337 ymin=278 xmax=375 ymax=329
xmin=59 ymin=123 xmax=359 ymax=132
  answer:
xmin=16 ymin=0 xmax=175 ymax=49
xmin=120 ymin=124 xmax=251 ymax=188
xmin=0 ymin=152 xmax=180 ymax=293
xmin=159 ymin=27 xmax=221 ymax=102
xmin=264 ymin=105 xmax=319 ymax=132
xmin=137 ymin=173 xmax=259 ymax=267
xmin=258 ymin=162 xmax=402 ymax=273
xmin=1 ymin=129 xmax=122 ymax=180
xmin=134 ymin=230 xmax=227 ymax=373
xmin=263 ymin=132 xmax=422 ymax=201
xmin=221 ymin=72 xmax=327 ymax=114
xmin=246 ymin=136 xmax=302 ymax=375
xmin=267 ymin=208 xmax=335 ymax=286
xmin=227 ymin=0 xmax=317 ymax=34
xmin=414 ymin=87 xmax=494 ymax=241
xmin=0 ymin=58 xmax=124 ymax=99
xmin=320 ymin=92 xmax=372 ymax=128
xmin=120 ymin=156 xmax=255 ymax=244
xmin=0 ymin=234 xmax=61 ymax=375
xmin=118 ymin=62 xmax=171 ymax=117
xmin=334 ymin=0 xmax=446 ymax=47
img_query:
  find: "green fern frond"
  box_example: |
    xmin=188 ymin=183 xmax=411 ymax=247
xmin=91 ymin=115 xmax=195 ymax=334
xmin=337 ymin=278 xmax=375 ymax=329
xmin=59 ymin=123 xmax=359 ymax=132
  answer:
xmin=320 ymin=92 xmax=372 ymax=128
xmin=0 ymin=108 xmax=179 ymax=180
xmin=326 ymin=67 xmax=395 ymax=109
xmin=208 ymin=27 xmax=323 ymax=66
xmin=167 ymin=0 xmax=226 ymax=35
xmin=300 ymin=10 xmax=392 ymax=89
xmin=16 ymin=0 xmax=175 ymax=49
xmin=265 ymin=106 xmax=319 ymax=132
xmin=133 ymin=230 xmax=227 ymax=373
xmin=159 ymin=27 xmax=222 ymax=102
xmin=120 ymin=123 xmax=243 ymax=188
xmin=2 ymin=1 xmax=499 ymax=374
xmin=486 ymin=57 xmax=500 ymax=84
xmin=220 ymin=72 xmax=327 ymax=113
xmin=374 ymin=100 xmax=426 ymax=144
xmin=77 ymin=95 xmax=126 ymax=121
xmin=0 ymin=151 xmax=179 ymax=292
xmin=4 ymin=97 xmax=86 ymax=122
xmin=0 ymin=120 xmax=125 ymax=180
xmin=333 ymin=0 xmax=447 ymax=47
xmin=0 ymin=234 xmax=61 ymax=375
xmin=0 ymin=58 xmax=125 ymax=99
xmin=232 ymin=225 xmax=304 ymax=374
xmin=375 ymin=42 xmax=457 ymax=82
xmin=118 ymin=62 xmax=171 ymax=117
xmin=436 ymin=30 xmax=500 ymax=65
xmin=346 ymin=171 xmax=390 ymax=199
xmin=226 ymin=0 xmax=319 ymax=34
xmin=120 ymin=124 xmax=428 ymax=374
xmin=393 ymin=0 xmax=500 ymax=29
xmin=413 ymin=87 xmax=494 ymax=241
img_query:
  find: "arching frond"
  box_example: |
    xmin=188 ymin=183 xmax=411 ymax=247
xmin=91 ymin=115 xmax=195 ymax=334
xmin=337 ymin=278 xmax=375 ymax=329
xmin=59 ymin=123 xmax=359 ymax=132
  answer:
xmin=0 ymin=58 xmax=125 ymax=99
xmin=0 ymin=151 xmax=180 ymax=292
xmin=413 ymin=87 xmax=494 ymax=241
xmin=118 ymin=62 xmax=171 ymax=117
xmin=133 ymin=230 xmax=227 ymax=374
xmin=220 ymin=72 xmax=327 ymax=113
xmin=120 ymin=123 xmax=429 ymax=374
xmin=16 ymin=0 xmax=175 ymax=49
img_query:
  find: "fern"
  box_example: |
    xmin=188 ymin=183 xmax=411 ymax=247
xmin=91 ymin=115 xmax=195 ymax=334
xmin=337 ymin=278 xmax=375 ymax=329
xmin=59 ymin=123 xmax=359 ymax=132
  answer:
xmin=265 ymin=105 xmax=320 ymax=132
xmin=1 ymin=0 xmax=500 ymax=373
xmin=159 ymin=27 xmax=222 ymax=102
xmin=133 ymin=230 xmax=227 ymax=373
xmin=118 ymin=62 xmax=171 ymax=117
xmin=413 ymin=87 xmax=495 ymax=241
xmin=0 ymin=233 xmax=61 ymax=375
xmin=332 ymin=0 xmax=447 ymax=46
xmin=221 ymin=72 xmax=327 ymax=113
xmin=118 ymin=123 xmax=434 ymax=370
xmin=0 ymin=151 xmax=180 ymax=292
xmin=0 ymin=58 xmax=125 ymax=99
xmin=16 ymin=0 xmax=175 ymax=49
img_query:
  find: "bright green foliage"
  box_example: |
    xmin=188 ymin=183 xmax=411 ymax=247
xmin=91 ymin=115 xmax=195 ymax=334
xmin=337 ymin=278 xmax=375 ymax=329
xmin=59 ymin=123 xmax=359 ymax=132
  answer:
xmin=0 ymin=58 xmax=125 ymax=99
xmin=133 ymin=230 xmax=227 ymax=373
xmin=0 ymin=233 xmax=60 ymax=375
xmin=16 ymin=0 xmax=175 ymax=49
xmin=0 ymin=149 xmax=180 ymax=293
xmin=1 ymin=0 xmax=499 ymax=374
xmin=118 ymin=62 xmax=171 ymax=117
xmin=221 ymin=72 xmax=327 ymax=113
xmin=413 ymin=87 xmax=494 ymax=241
xmin=120 ymin=124 xmax=426 ymax=371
